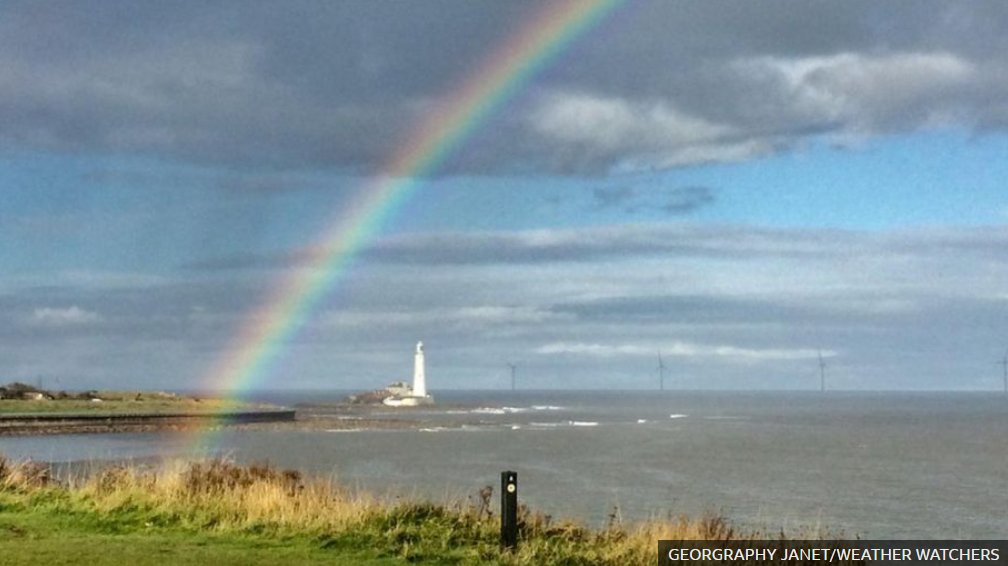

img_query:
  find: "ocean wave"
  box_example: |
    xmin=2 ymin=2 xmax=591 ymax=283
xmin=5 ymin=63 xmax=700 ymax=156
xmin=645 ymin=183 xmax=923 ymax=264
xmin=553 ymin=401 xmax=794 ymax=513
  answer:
xmin=470 ymin=405 xmax=565 ymax=415
xmin=528 ymin=420 xmax=601 ymax=428
xmin=471 ymin=406 xmax=528 ymax=415
xmin=529 ymin=422 xmax=563 ymax=428
xmin=669 ymin=414 xmax=688 ymax=419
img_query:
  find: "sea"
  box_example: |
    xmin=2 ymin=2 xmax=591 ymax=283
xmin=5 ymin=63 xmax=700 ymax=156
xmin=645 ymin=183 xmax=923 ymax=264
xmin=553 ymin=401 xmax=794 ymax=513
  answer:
xmin=2 ymin=391 xmax=1006 ymax=539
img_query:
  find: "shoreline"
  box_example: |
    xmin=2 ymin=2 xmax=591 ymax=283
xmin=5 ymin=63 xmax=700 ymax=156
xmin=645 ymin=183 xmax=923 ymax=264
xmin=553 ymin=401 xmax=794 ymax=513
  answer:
xmin=0 ymin=409 xmax=297 ymax=436
xmin=0 ymin=403 xmax=457 ymax=436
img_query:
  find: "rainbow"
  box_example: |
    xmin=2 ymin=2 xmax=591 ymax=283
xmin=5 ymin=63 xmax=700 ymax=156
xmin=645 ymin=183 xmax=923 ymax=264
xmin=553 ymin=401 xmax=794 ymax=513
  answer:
xmin=195 ymin=1 xmax=622 ymax=425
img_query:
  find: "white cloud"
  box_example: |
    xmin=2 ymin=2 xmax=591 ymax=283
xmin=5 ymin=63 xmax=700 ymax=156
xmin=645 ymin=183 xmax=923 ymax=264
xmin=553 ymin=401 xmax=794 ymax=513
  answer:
xmin=29 ymin=306 xmax=102 ymax=327
xmin=536 ymin=341 xmax=835 ymax=362
xmin=733 ymin=51 xmax=978 ymax=133
xmin=317 ymin=305 xmax=563 ymax=329
xmin=454 ymin=306 xmax=557 ymax=324
xmin=536 ymin=342 xmax=652 ymax=357
xmin=531 ymin=91 xmax=730 ymax=149
xmin=528 ymin=90 xmax=770 ymax=170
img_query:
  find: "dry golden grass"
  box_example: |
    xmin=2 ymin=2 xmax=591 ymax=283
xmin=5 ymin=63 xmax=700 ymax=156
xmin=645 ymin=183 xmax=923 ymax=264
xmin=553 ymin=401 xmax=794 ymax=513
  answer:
xmin=1 ymin=454 xmax=826 ymax=565
xmin=0 ymin=456 xmax=52 ymax=491
xmin=76 ymin=459 xmax=383 ymax=533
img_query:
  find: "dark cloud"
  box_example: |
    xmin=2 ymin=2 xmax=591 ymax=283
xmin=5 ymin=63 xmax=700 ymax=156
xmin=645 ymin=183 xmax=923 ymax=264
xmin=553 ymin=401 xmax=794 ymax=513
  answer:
xmin=214 ymin=175 xmax=310 ymax=193
xmin=592 ymin=186 xmax=715 ymax=214
xmin=592 ymin=186 xmax=636 ymax=208
xmin=659 ymin=187 xmax=715 ymax=214
xmin=80 ymin=167 xmax=327 ymax=194
xmin=1 ymin=1 xmax=1006 ymax=175
xmin=184 ymin=224 xmax=1008 ymax=271
xmin=550 ymin=294 xmax=814 ymax=325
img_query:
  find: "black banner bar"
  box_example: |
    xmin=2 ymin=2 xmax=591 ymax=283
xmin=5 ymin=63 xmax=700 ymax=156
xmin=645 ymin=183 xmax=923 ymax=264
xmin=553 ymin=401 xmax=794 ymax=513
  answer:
xmin=658 ymin=540 xmax=1007 ymax=565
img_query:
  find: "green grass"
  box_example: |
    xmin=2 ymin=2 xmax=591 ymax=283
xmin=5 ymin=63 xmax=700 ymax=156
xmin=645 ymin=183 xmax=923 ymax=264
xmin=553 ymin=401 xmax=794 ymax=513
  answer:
xmin=0 ymin=396 xmax=247 ymax=415
xmin=0 ymin=482 xmax=443 ymax=565
xmin=0 ymin=456 xmax=827 ymax=565
xmin=0 ymin=500 xmax=402 ymax=565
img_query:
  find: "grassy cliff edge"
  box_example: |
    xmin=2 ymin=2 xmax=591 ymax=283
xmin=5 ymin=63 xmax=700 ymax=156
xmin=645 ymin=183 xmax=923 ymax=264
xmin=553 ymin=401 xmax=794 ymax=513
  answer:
xmin=0 ymin=455 xmax=823 ymax=565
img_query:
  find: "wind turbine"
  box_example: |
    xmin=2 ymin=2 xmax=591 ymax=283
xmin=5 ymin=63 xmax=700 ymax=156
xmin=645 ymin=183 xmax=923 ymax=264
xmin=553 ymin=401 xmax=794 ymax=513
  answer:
xmin=657 ymin=351 xmax=666 ymax=391
xmin=507 ymin=362 xmax=517 ymax=392
xmin=818 ymin=350 xmax=827 ymax=392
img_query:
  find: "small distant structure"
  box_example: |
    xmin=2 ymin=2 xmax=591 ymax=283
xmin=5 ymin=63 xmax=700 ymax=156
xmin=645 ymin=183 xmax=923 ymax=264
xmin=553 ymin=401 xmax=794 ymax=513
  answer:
xmin=657 ymin=351 xmax=666 ymax=391
xmin=0 ymin=381 xmax=98 ymax=402
xmin=384 ymin=381 xmax=411 ymax=397
xmin=0 ymin=382 xmax=53 ymax=401
xmin=383 ymin=341 xmax=434 ymax=407
xmin=507 ymin=362 xmax=517 ymax=391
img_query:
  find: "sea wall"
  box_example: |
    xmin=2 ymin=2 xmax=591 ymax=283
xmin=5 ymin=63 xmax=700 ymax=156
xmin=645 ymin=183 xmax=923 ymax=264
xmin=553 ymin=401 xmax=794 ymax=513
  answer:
xmin=0 ymin=410 xmax=296 ymax=436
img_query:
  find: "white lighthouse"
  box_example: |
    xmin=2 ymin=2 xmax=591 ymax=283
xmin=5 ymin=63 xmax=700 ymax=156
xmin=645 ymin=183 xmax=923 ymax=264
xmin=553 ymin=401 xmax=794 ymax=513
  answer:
xmin=382 ymin=340 xmax=434 ymax=407
xmin=413 ymin=341 xmax=426 ymax=397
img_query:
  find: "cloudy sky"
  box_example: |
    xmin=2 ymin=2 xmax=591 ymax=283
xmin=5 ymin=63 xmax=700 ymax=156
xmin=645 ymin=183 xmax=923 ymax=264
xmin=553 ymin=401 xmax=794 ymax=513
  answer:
xmin=3 ymin=1 xmax=1008 ymax=392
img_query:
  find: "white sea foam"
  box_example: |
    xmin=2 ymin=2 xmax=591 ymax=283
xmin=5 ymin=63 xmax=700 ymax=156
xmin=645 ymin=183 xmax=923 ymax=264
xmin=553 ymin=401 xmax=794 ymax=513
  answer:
xmin=669 ymin=414 xmax=688 ymax=419
xmin=470 ymin=407 xmax=506 ymax=415
xmin=470 ymin=405 xmax=563 ymax=415
xmin=569 ymin=420 xmax=599 ymax=427
xmin=636 ymin=419 xmax=647 ymax=424
xmin=471 ymin=406 xmax=528 ymax=415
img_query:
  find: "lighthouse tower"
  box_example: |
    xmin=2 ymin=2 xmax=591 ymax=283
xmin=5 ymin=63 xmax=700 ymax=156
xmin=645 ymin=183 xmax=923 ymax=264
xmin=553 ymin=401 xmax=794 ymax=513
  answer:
xmin=382 ymin=341 xmax=433 ymax=407
xmin=413 ymin=341 xmax=426 ymax=398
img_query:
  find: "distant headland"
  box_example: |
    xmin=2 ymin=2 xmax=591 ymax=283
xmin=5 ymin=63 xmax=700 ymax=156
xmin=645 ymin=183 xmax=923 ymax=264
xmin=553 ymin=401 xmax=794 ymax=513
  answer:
xmin=0 ymin=382 xmax=294 ymax=435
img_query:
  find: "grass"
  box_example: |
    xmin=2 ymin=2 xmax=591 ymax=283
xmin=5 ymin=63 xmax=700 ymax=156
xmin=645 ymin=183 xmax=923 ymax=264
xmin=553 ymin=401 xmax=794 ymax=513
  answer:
xmin=0 ymin=511 xmax=399 ymax=565
xmin=0 ymin=455 xmax=827 ymax=565
xmin=0 ymin=393 xmax=248 ymax=415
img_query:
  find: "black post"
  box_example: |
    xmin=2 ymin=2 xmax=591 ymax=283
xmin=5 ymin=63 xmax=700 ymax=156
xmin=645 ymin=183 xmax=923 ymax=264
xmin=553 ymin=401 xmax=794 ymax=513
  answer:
xmin=500 ymin=470 xmax=518 ymax=550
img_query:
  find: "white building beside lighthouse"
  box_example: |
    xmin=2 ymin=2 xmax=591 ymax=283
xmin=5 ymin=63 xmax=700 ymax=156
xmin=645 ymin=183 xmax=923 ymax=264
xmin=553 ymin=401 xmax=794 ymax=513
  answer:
xmin=383 ymin=341 xmax=434 ymax=407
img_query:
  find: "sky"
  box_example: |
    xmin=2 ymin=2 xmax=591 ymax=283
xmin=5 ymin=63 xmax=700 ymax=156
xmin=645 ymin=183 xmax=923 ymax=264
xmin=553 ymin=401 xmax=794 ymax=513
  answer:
xmin=3 ymin=1 xmax=1008 ymax=392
